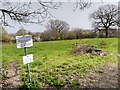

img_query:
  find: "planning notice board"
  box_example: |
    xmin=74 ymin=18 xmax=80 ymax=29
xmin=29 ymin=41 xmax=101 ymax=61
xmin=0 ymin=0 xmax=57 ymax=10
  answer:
xmin=16 ymin=35 xmax=33 ymax=48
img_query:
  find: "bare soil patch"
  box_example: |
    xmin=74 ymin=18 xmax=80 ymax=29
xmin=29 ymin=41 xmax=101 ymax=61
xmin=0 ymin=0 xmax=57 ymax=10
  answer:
xmin=79 ymin=62 xmax=118 ymax=88
xmin=2 ymin=63 xmax=21 ymax=88
xmin=71 ymin=44 xmax=107 ymax=56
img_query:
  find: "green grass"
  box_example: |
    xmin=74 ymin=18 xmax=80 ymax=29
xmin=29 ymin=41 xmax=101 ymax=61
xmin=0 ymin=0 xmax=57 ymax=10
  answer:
xmin=2 ymin=38 xmax=118 ymax=88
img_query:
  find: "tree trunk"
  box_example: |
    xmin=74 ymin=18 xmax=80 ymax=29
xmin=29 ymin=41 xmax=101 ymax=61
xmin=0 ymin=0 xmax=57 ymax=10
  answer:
xmin=105 ymin=28 xmax=108 ymax=38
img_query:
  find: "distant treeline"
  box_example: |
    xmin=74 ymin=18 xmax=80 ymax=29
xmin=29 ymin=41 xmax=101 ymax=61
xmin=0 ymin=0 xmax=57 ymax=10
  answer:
xmin=0 ymin=26 xmax=119 ymax=44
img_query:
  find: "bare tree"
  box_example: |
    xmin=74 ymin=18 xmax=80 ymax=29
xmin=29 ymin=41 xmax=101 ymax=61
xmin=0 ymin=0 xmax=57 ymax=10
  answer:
xmin=0 ymin=26 xmax=7 ymax=35
xmin=74 ymin=0 xmax=91 ymax=11
xmin=16 ymin=27 xmax=27 ymax=35
xmin=72 ymin=28 xmax=83 ymax=39
xmin=0 ymin=26 xmax=11 ymax=42
xmin=0 ymin=0 xmax=91 ymax=26
xmin=45 ymin=19 xmax=69 ymax=40
xmin=0 ymin=0 xmax=61 ymax=26
xmin=90 ymin=4 xmax=118 ymax=38
xmin=32 ymin=32 xmax=42 ymax=42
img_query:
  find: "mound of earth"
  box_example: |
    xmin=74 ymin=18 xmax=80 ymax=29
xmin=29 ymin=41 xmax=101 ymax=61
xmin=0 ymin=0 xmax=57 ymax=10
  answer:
xmin=71 ymin=44 xmax=107 ymax=56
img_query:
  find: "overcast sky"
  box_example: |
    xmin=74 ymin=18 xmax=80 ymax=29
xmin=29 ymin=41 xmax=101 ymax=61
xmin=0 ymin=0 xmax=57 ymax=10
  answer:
xmin=2 ymin=0 xmax=119 ymax=34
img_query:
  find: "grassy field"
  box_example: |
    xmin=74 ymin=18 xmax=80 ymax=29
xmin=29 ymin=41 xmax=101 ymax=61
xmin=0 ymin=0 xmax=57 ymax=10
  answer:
xmin=2 ymin=38 xmax=118 ymax=88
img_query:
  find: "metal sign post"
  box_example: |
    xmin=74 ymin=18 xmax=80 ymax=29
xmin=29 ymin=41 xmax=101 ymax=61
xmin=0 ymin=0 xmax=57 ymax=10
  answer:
xmin=16 ymin=35 xmax=33 ymax=83
xmin=24 ymin=47 xmax=31 ymax=83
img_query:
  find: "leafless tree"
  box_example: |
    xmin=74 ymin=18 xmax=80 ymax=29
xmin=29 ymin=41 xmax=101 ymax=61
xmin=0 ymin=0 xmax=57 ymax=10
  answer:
xmin=32 ymin=32 xmax=42 ymax=42
xmin=0 ymin=0 xmax=91 ymax=26
xmin=90 ymin=4 xmax=118 ymax=38
xmin=74 ymin=0 xmax=91 ymax=11
xmin=72 ymin=28 xmax=83 ymax=39
xmin=0 ymin=0 xmax=61 ymax=26
xmin=45 ymin=19 xmax=69 ymax=40
xmin=16 ymin=27 xmax=27 ymax=35
xmin=0 ymin=26 xmax=11 ymax=42
xmin=0 ymin=26 xmax=7 ymax=34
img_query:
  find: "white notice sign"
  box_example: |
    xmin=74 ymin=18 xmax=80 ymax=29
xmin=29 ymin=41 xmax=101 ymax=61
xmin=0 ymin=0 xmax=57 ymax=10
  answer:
xmin=16 ymin=35 xmax=33 ymax=48
xmin=23 ymin=54 xmax=33 ymax=64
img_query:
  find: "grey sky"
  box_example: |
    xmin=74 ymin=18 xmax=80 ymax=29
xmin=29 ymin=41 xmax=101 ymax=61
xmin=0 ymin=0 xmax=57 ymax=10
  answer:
xmin=3 ymin=1 xmax=118 ymax=34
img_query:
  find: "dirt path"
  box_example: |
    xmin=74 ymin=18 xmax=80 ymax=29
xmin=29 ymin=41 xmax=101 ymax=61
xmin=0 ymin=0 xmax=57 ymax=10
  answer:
xmin=79 ymin=62 xmax=118 ymax=88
